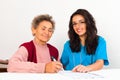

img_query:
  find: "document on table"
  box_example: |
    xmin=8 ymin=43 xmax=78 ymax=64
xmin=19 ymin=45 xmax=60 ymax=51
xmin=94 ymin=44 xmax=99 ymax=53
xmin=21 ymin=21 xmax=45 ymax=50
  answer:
xmin=0 ymin=73 xmax=72 ymax=80
xmin=0 ymin=71 xmax=105 ymax=80
xmin=58 ymin=71 xmax=105 ymax=80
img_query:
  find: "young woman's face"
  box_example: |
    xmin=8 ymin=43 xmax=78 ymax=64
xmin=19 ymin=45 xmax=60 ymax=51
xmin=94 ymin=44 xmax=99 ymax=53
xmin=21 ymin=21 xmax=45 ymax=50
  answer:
xmin=32 ymin=20 xmax=54 ymax=44
xmin=72 ymin=15 xmax=86 ymax=37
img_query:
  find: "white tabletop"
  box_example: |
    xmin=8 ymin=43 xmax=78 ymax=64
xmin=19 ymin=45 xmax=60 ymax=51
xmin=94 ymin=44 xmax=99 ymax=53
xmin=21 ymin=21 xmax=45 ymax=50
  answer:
xmin=0 ymin=68 xmax=120 ymax=80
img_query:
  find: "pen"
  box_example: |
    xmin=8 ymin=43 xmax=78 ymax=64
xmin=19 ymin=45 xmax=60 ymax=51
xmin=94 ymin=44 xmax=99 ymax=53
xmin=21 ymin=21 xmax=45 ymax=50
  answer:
xmin=51 ymin=56 xmax=57 ymax=61
xmin=51 ymin=56 xmax=64 ymax=71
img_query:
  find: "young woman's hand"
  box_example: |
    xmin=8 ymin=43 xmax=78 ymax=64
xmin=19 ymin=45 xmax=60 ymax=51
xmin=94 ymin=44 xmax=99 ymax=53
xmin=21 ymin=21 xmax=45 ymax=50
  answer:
xmin=72 ymin=65 xmax=91 ymax=73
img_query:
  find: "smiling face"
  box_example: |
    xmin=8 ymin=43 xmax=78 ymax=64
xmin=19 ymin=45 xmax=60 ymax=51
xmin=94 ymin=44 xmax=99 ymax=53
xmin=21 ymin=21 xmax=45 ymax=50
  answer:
xmin=32 ymin=20 xmax=54 ymax=45
xmin=72 ymin=14 xmax=86 ymax=37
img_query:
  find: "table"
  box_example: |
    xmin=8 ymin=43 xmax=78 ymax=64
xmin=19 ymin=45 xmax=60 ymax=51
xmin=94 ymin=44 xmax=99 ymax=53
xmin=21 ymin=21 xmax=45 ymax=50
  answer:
xmin=0 ymin=59 xmax=8 ymax=72
xmin=0 ymin=69 xmax=120 ymax=80
xmin=0 ymin=64 xmax=7 ymax=72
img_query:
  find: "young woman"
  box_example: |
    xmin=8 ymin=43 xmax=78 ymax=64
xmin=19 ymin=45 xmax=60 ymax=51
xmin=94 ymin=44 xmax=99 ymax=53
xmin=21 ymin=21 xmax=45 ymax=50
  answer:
xmin=60 ymin=9 xmax=109 ymax=73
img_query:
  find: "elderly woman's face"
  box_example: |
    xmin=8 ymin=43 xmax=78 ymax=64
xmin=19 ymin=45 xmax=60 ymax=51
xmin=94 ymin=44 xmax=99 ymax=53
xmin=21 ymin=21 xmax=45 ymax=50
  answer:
xmin=32 ymin=20 xmax=54 ymax=44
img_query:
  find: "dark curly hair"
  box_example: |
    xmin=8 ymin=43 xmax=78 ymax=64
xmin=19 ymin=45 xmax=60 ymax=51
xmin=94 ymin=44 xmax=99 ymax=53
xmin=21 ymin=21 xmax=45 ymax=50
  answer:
xmin=68 ymin=9 xmax=98 ymax=55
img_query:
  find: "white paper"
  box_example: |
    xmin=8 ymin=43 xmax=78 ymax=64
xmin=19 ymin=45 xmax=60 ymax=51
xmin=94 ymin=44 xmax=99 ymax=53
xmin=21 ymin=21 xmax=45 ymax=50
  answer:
xmin=58 ymin=71 xmax=105 ymax=80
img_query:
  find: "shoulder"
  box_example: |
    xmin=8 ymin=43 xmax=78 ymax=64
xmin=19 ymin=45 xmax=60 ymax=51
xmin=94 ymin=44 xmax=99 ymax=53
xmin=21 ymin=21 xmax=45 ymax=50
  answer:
xmin=97 ymin=36 xmax=107 ymax=47
xmin=20 ymin=40 xmax=33 ymax=47
xmin=63 ymin=40 xmax=72 ymax=50
xmin=98 ymin=36 xmax=106 ymax=43
xmin=19 ymin=40 xmax=35 ymax=51
xmin=64 ymin=40 xmax=70 ymax=46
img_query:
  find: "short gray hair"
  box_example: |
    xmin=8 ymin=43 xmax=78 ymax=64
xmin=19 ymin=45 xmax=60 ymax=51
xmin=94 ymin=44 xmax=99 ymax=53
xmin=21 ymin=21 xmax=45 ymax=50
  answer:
xmin=31 ymin=14 xmax=55 ymax=29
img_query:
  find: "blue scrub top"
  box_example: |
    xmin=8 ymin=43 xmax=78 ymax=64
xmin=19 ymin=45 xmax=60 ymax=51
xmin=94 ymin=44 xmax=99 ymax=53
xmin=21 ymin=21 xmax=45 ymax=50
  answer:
xmin=60 ymin=36 xmax=109 ymax=70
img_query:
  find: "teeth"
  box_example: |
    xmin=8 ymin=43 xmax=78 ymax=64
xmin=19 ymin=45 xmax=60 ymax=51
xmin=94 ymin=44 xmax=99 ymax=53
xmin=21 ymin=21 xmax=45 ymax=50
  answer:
xmin=78 ymin=29 xmax=81 ymax=31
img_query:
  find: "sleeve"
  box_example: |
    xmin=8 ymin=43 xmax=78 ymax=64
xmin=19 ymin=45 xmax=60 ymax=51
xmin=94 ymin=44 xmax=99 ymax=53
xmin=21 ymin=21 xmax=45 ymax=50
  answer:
xmin=60 ymin=41 xmax=69 ymax=68
xmin=7 ymin=46 xmax=46 ymax=73
xmin=94 ymin=37 xmax=109 ymax=66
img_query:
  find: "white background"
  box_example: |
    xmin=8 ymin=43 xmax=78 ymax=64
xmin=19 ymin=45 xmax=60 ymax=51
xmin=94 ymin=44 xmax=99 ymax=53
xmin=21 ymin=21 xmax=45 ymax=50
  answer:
xmin=0 ymin=0 xmax=120 ymax=68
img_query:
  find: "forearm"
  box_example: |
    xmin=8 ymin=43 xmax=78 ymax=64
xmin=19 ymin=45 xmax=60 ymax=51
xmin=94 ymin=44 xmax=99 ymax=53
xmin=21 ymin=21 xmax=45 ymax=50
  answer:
xmin=7 ymin=60 xmax=46 ymax=73
xmin=87 ymin=60 xmax=104 ymax=71
xmin=7 ymin=46 xmax=46 ymax=73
